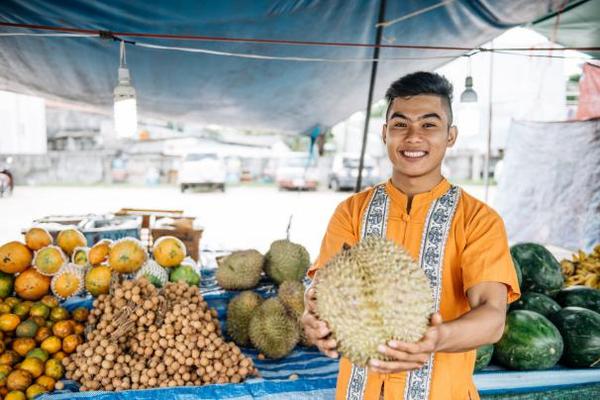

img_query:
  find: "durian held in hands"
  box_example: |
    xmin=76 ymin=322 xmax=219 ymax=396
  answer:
xmin=314 ymin=236 xmax=434 ymax=367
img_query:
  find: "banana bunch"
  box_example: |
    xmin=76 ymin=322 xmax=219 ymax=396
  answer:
xmin=561 ymin=245 xmax=600 ymax=288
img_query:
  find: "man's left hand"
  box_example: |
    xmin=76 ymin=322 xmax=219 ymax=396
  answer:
xmin=369 ymin=313 xmax=444 ymax=374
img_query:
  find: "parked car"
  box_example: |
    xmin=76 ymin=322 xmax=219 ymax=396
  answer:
xmin=276 ymin=154 xmax=319 ymax=191
xmin=178 ymin=153 xmax=226 ymax=192
xmin=0 ymin=169 xmax=13 ymax=198
xmin=328 ymin=153 xmax=380 ymax=191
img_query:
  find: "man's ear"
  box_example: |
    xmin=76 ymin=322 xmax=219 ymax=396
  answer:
xmin=381 ymin=124 xmax=387 ymax=145
xmin=447 ymin=126 xmax=458 ymax=148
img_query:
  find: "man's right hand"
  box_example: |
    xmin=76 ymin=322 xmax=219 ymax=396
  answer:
xmin=301 ymin=286 xmax=339 ymax=358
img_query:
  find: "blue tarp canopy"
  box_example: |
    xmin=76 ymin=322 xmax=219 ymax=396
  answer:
xmin=0 ymin=1 xmax=569 ymax=133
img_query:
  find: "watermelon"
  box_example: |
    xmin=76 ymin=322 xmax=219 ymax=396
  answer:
xmin=510 ymin=243 xmax=563 ymax=296
xmin=555 ymin=286 xmax=600 ymax=314
xmin=474 ymin=344 xmax=494 ymax=372
xmin=511 ymin=255 xmax=522 ymax=289
xmin=550 ymin=307 xmax=600 ymax=368
xmin=510 ymin=292 xmax=561 ymax=318
xmin=494 ymin=310 xmax=563 ymax=370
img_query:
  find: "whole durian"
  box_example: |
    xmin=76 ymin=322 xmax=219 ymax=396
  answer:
xmin=135 ymin=260 xmax=169 ymax=288
xmin=249 ymin=297 xmax=300 ymax=359
xmin=264 ymin=240 xmax=310 ymax=284
xmin=278 ymin=280 xmax=305 ymax=320
xmin=216 ymin=250 xmax=264 ymax=290
xmin=278 ymin=280 xmax=312 ymax=347
xmin=227 ymin=291 xmax=264 ymax=346
xmin=314 ymin=236 xmax=433 ymax=367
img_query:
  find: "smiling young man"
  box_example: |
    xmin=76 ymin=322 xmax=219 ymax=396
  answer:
xmin=302 ymin=72 xmax=520 ymax=400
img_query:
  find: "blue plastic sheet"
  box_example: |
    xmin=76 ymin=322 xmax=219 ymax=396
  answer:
xmin=46 ymin=266 xmax=600 ymax=399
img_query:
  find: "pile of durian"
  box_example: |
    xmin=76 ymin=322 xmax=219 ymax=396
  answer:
xmin=219 ymin=240 xmax=311 ymax=359
xmin=561 ymin=245 xmax=600 ymax=289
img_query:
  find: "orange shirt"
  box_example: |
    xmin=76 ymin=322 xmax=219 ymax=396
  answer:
xmin=308 ymin=178 xmax=520 ymax=400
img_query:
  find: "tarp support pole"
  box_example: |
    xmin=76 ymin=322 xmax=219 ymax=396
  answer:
xmin=356 ymin=0 xmax=387 ymax=193
xmin=484 ymin=41 xmax=494 ymax=202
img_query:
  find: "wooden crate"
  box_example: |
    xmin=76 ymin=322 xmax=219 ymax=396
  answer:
xmin=150 ymin=227 xmax=203 ymax=261
xmin=115 ymin=208 xmax=185 ymax=229
xmin=116 ymin=208 xmax=202 ymax=260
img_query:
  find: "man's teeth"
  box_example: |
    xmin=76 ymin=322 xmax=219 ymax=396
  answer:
xmin=402 ymin=151 xmax=426 ymax=158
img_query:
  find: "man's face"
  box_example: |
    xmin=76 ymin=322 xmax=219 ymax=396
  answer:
xmin=382 ymin=94 xmax=457 ymax=179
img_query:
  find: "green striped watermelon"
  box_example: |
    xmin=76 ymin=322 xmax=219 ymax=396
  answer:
xmin=555 ymin=286 xmax=600 ymax=314
xmin=550 ymin=307 xmax=600 ymax=368
xmin=494 ymin=310 xmax=563 ymax=370
xmin=474 ymin=344 xmax=494 ymax=372
xmin=510 ymin=292 xmax=561 ymax=318
xmin=510 ymin=243 xmax=563 ymax=296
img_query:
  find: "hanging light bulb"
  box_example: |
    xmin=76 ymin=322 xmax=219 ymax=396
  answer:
xmin=460 ymin=56 xmax=478 ymax=103
xmin=114 ymin=41 xmax=137 ymax=138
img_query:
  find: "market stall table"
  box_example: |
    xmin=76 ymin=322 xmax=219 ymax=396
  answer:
xmin=41 ymin=267 xmax=600 ymax=400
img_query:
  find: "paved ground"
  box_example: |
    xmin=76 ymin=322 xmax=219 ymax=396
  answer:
xmin=0 ymin=184 xmax=494 ymax=262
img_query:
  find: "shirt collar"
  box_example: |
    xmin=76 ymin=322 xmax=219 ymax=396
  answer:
xmin=385 ymin=177 xmax=451 ymax=215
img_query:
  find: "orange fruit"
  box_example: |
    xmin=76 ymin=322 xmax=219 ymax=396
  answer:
xmin=6 ymin=370 xmax=32 ymax=392
xmin=55 ymin=230 xmax=86 ymax=256
xmin=0 ymin=351 xmax=20 ymax=366
xmin=61 ymin=334 xmax=81 ymax=354
xmin=35 ymin=376 xmax=55 ymax=391
xmin=25 ymin=383 xmax=46 ymax=400
xmin=12 ymin=338 xmax=36 ymax=357
xmin=33 ymin=327 xmax=51 ymax=344
xmin=14 ymin=269 xmax=50 ymax=301
xmin=84 ymin=266 xmax=111 ymax=296
xmin=52 ymin=351 xmax=67 ymax=362
xmin=5 ymin=391 xmax=26 ymax=400
xmin=71 ymin=307 xmax=89 ymax=323
xmin=153 ymin=236 xmax=186 ymax=267
xmin=24 ymin=228 xmax=53 ymax=251
xmin=73 ymin=323 xmax=85 ymax=335
xmin=32 ymin=246 xmax=65 ymax=276
xmin=50 ymin=269 xmax=82 ymax=300
xmin=108 ymin=239 xmax=147 ymax=273
xmin=51 ymin=321 xmax=73 ymax=339
xmin=88 ymin=240 xmax=111 ymax=265
xmin=18 ymin=358 xmax=44 ymax=378
xmin=40 ymin=337 xmax=61 ymax=354
xmin=0 ymin=314 xmax=20 ymax=332
xmin=39 ymin=296 xmax=58 ymax=309
xmin=43 ymin=359 xmax=63 ymax=380
xmin=0 ymin=242 xmax=32 ymax=274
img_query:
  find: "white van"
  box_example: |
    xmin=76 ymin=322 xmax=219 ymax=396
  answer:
xmin=178 ymin=153 xmax=226 ymax=192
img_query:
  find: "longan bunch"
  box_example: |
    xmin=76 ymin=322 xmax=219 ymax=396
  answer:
xmin=63 ymin=278 xmax=256 ymax=391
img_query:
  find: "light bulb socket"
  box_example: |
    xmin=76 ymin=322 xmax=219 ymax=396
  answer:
xmin=460 ymin=75 xmax=477 ymax=103
xmin=465 ymin=76 xmax=473 ymax=88
xmin=118 ymin=67 xmax=131 ymax=84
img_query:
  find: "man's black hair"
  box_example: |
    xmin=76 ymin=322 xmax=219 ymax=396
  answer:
xmin=385 ymin=72 xmax=454 ymax=126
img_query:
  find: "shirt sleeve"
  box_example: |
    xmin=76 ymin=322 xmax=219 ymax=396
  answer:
xmin=307 ymin=200 xmax=359 ymax=279
xmin=461 ymin=208 xmax=521 ymax=304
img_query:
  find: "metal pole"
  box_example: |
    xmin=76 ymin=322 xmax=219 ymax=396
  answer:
xmin=356 ymin=0 xmax=386 ymax=193
xmin=484 ymin=41 xmax=494 ymax=202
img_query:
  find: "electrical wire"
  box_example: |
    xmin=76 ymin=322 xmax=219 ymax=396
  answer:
xmin=0 ymin=26 xmax=596 ymax=62
xmin=0 ymin=21 xmax=598 ymax=53
xmin=134 ymin=41 xmax=460 ymax=62
xmin=376 ymin=0 xmax=455 ymax=28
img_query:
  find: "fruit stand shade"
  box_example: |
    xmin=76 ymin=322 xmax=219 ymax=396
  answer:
xmin=0 ymin=0 xmax=574 ymax=133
